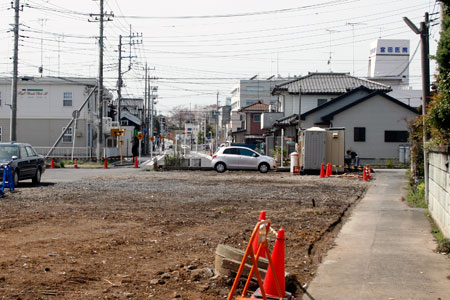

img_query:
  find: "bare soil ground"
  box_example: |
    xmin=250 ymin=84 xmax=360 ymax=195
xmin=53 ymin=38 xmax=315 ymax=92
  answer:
xmin=0 ymin=170 xmax=367 ymax=299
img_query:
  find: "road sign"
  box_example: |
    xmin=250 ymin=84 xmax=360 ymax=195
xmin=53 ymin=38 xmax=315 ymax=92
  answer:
xmin=137 ymin=132 xmax=144 ymax=140
xmin=111 ymin=128 xmax=125 ymax=137
xmin=150 ymin=136 xmax=155 ymax=142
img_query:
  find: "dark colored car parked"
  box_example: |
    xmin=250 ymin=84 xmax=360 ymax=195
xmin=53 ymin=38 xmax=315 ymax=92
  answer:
xmin=0 ymin=143 xmax=46 ymax=186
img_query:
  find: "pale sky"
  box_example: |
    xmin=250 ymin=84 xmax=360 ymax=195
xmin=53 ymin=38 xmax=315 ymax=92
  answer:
xmin=0 ymin=0 xmax=440 ymax=114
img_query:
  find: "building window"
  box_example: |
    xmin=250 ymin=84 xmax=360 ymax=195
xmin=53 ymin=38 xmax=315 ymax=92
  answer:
xmin=388 ymin=47 xmax=393 ymax=53
xmin=63 ymin=92 xmax=73 ymax=107
xmin=253 ymin=114 xmax=261 ymax=122
xmin=402 ymin=47 xmax=408 ymax=53
xmin=380 ymin=47 xmax=386 ymax=53
xmin=354 ymin=127 xmax=366 ymax=142
xmin=245 ymin=86 xmax=264 ymax=92
xmin=384 ymin=130 xmax=409 ymax=142
xmin=395 ymin=47 xmax=400 ymax=53
xmin=317 ymin=99 xmax=327 ymax=106
xmin=62 ymin=127 xmax=73 ymax=143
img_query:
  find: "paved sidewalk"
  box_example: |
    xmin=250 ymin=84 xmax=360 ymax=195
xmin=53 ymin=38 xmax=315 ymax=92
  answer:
xmin=303 ymin=169 xmax=450 ymax=300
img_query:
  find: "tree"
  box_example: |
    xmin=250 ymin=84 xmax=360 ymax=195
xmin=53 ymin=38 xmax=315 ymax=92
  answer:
xmin=427 ymin=1 xmax=450 ymax=144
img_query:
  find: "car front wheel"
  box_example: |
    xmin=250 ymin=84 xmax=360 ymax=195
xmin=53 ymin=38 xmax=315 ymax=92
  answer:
xmin=32 ymin=168 xmax=41 ymax=184
xmin=215 ymin=162 xmax=226 ymax=173
xmin=13 ymin=170 xmax=19 ymax=187
xmin=258 ymin=163 xmax=269 ymax=173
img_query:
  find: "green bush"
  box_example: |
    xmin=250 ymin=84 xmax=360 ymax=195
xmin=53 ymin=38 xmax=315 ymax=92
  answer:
xmin=437 ymin=238 xmax=450 ymax=253
xmin=406 ymin=181 xmax=427 ymax=208
xmin=163 ymin=152 xmax=183 ymax=167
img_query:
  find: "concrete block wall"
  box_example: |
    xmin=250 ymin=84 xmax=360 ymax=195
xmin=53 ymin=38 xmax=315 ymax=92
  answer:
xmin=428 ymin=148 xmax=450 ymax=238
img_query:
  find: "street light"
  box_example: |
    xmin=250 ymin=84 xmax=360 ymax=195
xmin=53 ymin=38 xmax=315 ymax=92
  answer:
xmin=403 ymin=13 xmax=430 ymax=204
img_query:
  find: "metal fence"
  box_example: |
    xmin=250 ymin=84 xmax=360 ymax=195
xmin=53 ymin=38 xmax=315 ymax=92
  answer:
xmin=34 ymin=147 xmax=93 ymax=159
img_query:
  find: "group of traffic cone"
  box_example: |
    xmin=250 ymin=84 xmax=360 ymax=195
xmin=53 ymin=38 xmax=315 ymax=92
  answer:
xmin=251 ymin=211 xmax=294 ymax=300
xmin=320 ymin=163 xmax=333 ymax=178
xmin=363 ymin=165 xmax=372 ymax=182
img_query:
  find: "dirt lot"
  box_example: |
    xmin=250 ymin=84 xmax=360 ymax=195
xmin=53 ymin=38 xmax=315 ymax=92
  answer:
xmin=0 ymin=170 xmax=367 ymax=299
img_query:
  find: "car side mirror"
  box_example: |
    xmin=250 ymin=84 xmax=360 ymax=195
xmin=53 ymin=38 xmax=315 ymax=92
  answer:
xmin=11 ymin=155 xmax=18 ymax=160
xmin=253 ymin=153 xmax=259 ymax=157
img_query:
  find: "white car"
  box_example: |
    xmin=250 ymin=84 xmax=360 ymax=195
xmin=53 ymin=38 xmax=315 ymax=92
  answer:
xmin=211 ymin=146 xmax=277 ymax=173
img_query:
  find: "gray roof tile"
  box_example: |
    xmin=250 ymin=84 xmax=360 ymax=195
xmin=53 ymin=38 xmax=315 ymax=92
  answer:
xmin=273 ymin=72 xmax=391 ymax=95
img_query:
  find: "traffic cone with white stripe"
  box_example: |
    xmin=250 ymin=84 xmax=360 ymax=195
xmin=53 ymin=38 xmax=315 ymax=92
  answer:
xmin=252 ymin=211 xmax=267 ymax=258
xmin=325 ymin=163 xmax=332 ymax=177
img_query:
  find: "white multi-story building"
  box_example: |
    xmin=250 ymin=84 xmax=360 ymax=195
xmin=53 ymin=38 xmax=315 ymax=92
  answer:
xmin=367 ymin=39 xmax=422 ymax=107
xmin=0 ymin=77 xmax=109 ymax=157
xmin=229 ymin=76 xmax=286 ymax=133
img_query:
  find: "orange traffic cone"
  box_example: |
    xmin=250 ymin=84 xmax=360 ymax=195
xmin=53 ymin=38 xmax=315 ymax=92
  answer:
xmin=320 ymin=163 xmax=325 ymax=178
xmin=74 ymin=159 xmax=78 ymax=169
xmin=260 ymin=228 xmax=293 ymax=300
xmin=50 ymin=158 xmax=55 ymax=169
xmin=363 ymin=167 xmax=368 ymax=182
xmin=252 ymin=211 xmax=267 ymax=258
xmin=325 ymin=163 xmax=332 ymax=177
xmin=134 ymin=156 xmax=139 ymax=168
xmin=104 ymin=158 xmax=108 ymax=169
xmin=367 ymin=165 xmax=372 ymax=179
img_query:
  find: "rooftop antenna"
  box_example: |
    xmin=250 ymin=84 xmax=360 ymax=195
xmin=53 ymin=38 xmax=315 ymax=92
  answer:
xmin=346 ymin=22 xmax=366 ymax=76
xmin=38 ymin=18 xmax=47 ymax=76
xmin=326 ymin=29 xmax=339 ymax=70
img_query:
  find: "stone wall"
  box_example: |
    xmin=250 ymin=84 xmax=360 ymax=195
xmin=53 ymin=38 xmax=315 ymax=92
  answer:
xmin=428 ymin=146 xmax=450 ymax=238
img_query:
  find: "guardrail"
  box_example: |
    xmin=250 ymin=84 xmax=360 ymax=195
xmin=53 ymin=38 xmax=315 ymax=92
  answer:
xmin=34 ymin=147 xmax=93 ymax=159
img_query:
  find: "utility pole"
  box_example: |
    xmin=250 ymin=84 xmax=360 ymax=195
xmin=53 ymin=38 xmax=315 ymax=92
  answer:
xmin=144 ymin=63 xmax=148 ymax=154
xmin=10 ymin=0 xmax=22 ymax=142
xmin=215 ymin=91 xmax=219 ymax=151
xmin=403 ymin=12 xmax=430 ymax=203
xmin=150 ymin=80 xmax=158 ymax=158
xmin=89 ymin=0 xmax=113 ymax=160
xmin=117 ymin=35 xmax=123 ymax=124
xmin=116 ymin=28 xmax=142 ymax=125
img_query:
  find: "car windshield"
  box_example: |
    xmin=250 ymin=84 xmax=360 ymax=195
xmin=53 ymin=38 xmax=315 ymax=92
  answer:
xmin=0 ymin=145 xmax=19 ymax=160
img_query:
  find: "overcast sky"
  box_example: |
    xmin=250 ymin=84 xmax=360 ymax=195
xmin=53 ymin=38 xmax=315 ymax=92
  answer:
xmin=0 ymin=0 xmax=440 ymax=114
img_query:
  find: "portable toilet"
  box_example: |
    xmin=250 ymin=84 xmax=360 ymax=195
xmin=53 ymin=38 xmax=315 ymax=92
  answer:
xmin=325 ymin=128 xmax=345 ymax=173
xmin=300 ymin=127 xmax=326 ymax=172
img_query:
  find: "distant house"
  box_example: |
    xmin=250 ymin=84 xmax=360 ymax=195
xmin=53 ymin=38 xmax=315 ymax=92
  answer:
xmin=272 ymin=72 xmax=391 ymax=117
xmin=232 ymin=101 xmax=269 ymax=145
xmin=299 ymin=87 xmax=418 ymax=164
xmin=0 ymin=76 xmax=101 ymax=157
